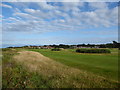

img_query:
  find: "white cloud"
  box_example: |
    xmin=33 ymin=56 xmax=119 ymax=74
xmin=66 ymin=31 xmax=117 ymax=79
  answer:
xmin=89 ymin=2 xmax=108 ymax=9
xmin=1 ymin=2 xmax=118 ymax=47
xmin=0 ymin=15 xmax=3 ymax=18
xmin=1 ymin=0 xmax=120 ymax=2
xmin=2 ymin=2 xmax=118 ymax=34
xmin=24 ymin=8 xmax=36 ymax=13
xmin=24 ymin=8 xmax=54 ymax=20
xmin=61 ymin=2 xmax=83 ymax=12
xmin=13 ymin=12 xmax=39 ymax=20
xmin=0 ymin=3 xmax=12 ymax=8
xmin=37 ymin=2 xmax=55 ymax=10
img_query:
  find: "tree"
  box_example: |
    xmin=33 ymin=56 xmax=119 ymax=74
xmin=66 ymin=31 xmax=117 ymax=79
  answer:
xmin=113 ymin=41 xmax=118 ymax=44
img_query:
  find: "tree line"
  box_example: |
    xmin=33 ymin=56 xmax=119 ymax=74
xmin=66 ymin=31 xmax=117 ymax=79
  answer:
xmin=47 ymin=41 xmax=120 ymax=49
xmin=7 ymin=41 xmax=120 ymax=49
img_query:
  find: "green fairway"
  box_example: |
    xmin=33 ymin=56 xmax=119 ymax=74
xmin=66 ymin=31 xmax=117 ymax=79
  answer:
xmin=30 ymin=48 xmax=118 ymax=82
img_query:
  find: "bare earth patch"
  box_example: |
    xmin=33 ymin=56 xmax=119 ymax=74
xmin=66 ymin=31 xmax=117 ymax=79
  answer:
xmin=13 ymin=51 xmax=118 ymax=88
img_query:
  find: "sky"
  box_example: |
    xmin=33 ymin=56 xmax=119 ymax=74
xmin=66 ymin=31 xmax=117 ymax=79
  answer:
xmin=0 ymin=1 xmax=119 ymax=47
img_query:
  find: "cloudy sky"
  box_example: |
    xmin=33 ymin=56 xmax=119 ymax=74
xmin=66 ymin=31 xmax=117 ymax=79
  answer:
xmin=1 ymin=2 xmax=118 ymax=47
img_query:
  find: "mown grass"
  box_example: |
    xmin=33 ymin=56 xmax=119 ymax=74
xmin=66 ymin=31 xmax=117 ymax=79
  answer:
xmin=29 ymin=48 xmax=119 ymax=82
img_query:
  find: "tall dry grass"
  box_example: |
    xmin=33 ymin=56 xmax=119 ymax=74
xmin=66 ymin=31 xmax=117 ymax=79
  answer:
xmin=13 ymin=51 xmax=118 ymax=88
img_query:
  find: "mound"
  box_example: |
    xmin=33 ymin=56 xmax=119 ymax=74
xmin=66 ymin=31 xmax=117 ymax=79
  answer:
xmin=13 ymin=51 xmax=118 ymax=88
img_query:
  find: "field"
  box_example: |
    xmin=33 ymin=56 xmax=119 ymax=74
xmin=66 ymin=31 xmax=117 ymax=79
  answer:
xmin=2 ymin=48 xmax=119 ymax=88
xmin=30 ymin=48 xmax=118 ymax=81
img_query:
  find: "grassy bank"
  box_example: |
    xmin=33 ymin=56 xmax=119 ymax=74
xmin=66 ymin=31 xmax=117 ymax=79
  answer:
xmin=29 ymin=48 xmax=118 ymax=82
xmin=2 ymin=48 xmax=50 ymax=88
xmin=2 ymin=48 xmax=119 ymax=88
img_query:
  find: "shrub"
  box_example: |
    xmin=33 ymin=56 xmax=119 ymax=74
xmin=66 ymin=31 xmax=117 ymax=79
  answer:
xmin=51 ymin=48 xmax=61 ymax=51
xmin=76 ymin=48 xmax=111 ymax=53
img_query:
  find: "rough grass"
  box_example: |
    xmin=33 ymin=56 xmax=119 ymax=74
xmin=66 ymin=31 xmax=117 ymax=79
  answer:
xmin=0 ymin=49 xmax=2 ymax=89
xmin=2 ymin=49 xmax=49 ymax=88
xmin=14 ymin=50 xmax=119 ymax=88
xmin=2 ymin=48 xmax=119 ymax=88
xmin=29 ymin=48 xmax=118 ymax=82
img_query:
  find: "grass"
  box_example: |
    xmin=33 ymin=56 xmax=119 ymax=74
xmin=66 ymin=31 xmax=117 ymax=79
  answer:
xmin=2 ymin=48 xmax=49 ymax=88
xmin=0 ymin=49 xmax=2 ymax=89
xmin=2 ymin=48 xmax=119 ymax=88
xmin=29 ymin=48 xmax=118 ymax=82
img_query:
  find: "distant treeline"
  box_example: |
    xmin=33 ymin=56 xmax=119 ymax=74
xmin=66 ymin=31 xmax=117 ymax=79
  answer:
xmin=46 ymin=41 xmax=120 ymax=49
xmin=7 ymin=41 xmax=120 ymax=49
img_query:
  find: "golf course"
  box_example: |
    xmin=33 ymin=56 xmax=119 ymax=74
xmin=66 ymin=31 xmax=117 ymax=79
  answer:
xmin=2 ymin=48 xmax=119 ymax=88
xmin=1 ymin=1 xmax=119 ymax=89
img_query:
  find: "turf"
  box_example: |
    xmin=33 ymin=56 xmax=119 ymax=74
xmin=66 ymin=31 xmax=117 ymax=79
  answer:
xmin=29 ymin=48 xmax=118 ymax=82
xmin=2 ymin=48 xmax=119 ymax=88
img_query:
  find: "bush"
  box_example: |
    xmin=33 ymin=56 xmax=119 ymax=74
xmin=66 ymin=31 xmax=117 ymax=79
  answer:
xmin=51 ymin=48 xmax=61 ymax=51
xmin=76 ymin=48 xmax=111 ymax=53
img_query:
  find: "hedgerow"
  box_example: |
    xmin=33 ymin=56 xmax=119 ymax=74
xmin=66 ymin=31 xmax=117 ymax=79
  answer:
xmin=51 ymin=48 xmax=61 ymax=51
xmin=76 ymin=48 xmax=111 ymax=53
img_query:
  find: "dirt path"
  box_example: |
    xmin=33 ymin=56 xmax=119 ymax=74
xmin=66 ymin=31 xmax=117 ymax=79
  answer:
xmin=13 ymin=51 xmax=118 ymax=88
